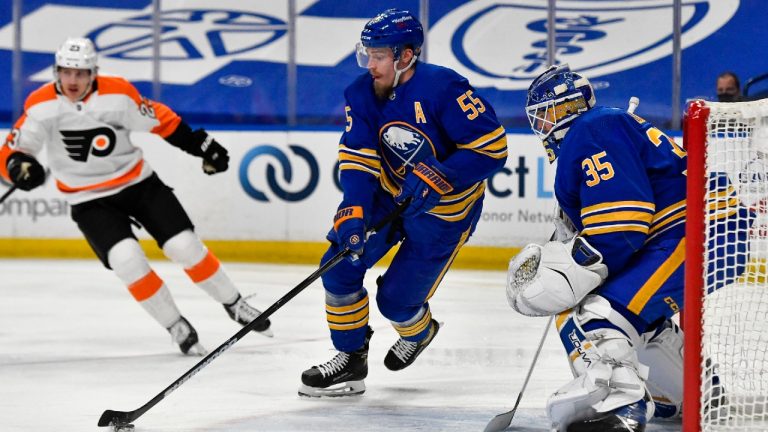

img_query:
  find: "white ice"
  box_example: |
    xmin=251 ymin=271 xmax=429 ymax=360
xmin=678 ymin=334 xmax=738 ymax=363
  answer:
xmin=0 ymin=259 xmax=681 ymax=431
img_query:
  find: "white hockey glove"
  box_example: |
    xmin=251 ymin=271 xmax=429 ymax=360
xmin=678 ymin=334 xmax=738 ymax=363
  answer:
xmin=506 ymin=236 xmax=608 ymax=316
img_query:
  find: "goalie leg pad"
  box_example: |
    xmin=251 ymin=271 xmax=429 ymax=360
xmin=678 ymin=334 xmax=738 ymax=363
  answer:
xmin=638 ymin=318 xmax=683 ymax=418
xmin=507 ymin=236 xmax=608 ymax=316
xmin=548 ymin=296 xmax=654 ymax=430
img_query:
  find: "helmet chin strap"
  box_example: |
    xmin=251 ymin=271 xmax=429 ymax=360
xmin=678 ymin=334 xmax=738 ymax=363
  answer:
xmin=392 ymin=55 xmax=417 ymax=88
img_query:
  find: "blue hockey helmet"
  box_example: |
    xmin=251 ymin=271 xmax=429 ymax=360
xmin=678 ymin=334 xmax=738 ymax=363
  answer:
xmin=356 ymin=8 xmax=423 ymax=66
xmin=526 ymin=64 xmax=595 ymax=163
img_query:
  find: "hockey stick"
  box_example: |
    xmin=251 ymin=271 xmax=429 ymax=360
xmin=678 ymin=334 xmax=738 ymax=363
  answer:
xmin=483 ymin=315 xmax=554 ymax=432
xmin=0 ymin=185 xmax=17 ymax=205
xmin=0 ymin=167 xmax=53 ymax=205
xmin=98 ymin=201 xmax=410 ymax=429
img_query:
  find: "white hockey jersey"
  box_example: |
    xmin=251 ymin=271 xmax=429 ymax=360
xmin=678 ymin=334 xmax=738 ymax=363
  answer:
xmin=0 ymin=75 xmax=182 ymax=204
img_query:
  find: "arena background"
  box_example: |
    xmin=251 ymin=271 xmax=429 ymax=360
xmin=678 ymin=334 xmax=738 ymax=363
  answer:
xmin=1 ymin=0 xmax=766 ymax=268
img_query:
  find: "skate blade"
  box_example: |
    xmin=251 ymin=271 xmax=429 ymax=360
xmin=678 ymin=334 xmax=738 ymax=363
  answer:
xmin=298 ymin=380 xmax=366 ymax=398
xmin=185 ymin=343 xmax=208 ymax=356
xmin=255 ymin=327 xmax=274 ymax=338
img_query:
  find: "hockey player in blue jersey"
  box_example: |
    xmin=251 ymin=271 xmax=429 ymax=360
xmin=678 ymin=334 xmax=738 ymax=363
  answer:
xmin=298 ymin=8 xmax=507 ymax=398
xmin=506 ymin=65 xmax=751 ymax=431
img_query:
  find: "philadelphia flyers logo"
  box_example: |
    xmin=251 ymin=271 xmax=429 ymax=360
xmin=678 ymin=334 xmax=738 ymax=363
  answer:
xmin=60 ymin=127 xmax=117 ymax=162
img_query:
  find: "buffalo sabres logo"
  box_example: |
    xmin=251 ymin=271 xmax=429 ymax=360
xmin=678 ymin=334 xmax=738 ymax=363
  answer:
xmin=60 ymin=127 xmax=117 ymax=162
xmin=380 ymin=122 xmax=435 ymax=177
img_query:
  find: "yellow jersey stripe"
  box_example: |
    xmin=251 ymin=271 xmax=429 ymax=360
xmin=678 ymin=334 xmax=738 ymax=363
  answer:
xmin=652 ymin=199 xmax=686 ymax=222
xmin=339 ymin=144 xmax=379 ymax=158
xmin=582 ymin=211 xmax=654 ymax=227
xmin=581 ymin=201 xmax=655 ymax=217
xmin=457 ymin=126 xmax=506 ymax=150
xmin=649 ymin=210 xmax=686 ymax=234
xmin=582 ymin=224 xmax=650 ymax=236
xmin=627 ymin=238 xmax=685 ymax=314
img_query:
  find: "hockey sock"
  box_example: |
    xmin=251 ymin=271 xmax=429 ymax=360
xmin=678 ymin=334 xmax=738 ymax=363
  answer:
xmin=163 ymin=230 xmax=239 ymax=304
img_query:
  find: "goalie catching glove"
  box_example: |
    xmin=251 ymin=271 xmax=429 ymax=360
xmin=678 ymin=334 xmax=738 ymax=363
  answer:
xmin=507 ymin=236 xmax=608 ymax=316
xmin=6 ymin=152 xmax=45 ymax=191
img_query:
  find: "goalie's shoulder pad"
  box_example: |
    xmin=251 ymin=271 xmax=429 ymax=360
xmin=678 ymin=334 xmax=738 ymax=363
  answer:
xmin=506 ymin=237 xmax=608 ymax=316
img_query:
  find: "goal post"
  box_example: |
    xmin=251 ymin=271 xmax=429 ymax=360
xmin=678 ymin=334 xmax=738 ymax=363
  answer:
xmin=684 ymin=98 xmax=768 ymax=431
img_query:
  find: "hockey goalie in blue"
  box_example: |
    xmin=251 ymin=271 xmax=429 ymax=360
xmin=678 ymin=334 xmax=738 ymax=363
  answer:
xmin=298 ymin=9 xmax=507 ymax=398
xmin=506 ymin=64 xmax=753 ymax=431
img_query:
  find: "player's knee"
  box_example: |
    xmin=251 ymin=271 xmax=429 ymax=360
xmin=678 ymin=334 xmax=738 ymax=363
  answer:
xmin=107 ymin=238 xmax=151 ymax=284
xmin=162 ymin=229 xmax=207 ymax=268
xmin=376 ymin=290 xmax=422 ymax=322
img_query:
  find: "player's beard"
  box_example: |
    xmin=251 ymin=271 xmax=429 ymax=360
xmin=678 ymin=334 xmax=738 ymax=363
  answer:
xmin=373 ymin=78 xmax=394 ymax=100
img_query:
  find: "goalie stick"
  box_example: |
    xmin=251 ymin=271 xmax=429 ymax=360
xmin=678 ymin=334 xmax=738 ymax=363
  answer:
xmin=98 ymin=200 xmax=410 ymax=429
xmin=483 ymin=315 xmax=554 ymax=432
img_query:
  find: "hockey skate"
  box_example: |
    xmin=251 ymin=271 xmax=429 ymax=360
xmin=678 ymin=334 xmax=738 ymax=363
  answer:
xmin=167 ymin=316 xmax=207 ymax=356
xmin=565 ymin=398 xmax=650 ymax=432
xmin=224 ymin=294 xmax=273 ymax=337
xmin=299 ymin=327 xmax=373 ymax=398
xmin=384 ymin=319 xmax=440 ymax=371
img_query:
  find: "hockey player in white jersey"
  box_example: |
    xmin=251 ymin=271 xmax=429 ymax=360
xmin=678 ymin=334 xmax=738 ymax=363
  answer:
xmin=0 ymin=37 xmax=272 ymax=355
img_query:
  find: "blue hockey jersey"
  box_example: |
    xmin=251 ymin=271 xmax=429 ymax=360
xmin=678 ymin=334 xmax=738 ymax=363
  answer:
xmin=337 ymin=62 xmax=507 ymax=223
xmin=554 ymin=107 xmax=690 ymax=273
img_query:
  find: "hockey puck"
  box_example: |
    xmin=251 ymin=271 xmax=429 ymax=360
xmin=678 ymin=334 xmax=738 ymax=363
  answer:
xmin=112 ymin=423 xmax=135 ymax=432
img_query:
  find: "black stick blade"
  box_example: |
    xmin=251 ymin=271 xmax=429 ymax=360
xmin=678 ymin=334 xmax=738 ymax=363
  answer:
xmin=98 ymin=409 xmax=135 ymax=427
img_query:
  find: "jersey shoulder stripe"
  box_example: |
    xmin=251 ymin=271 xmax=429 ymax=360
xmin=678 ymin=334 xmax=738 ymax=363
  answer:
xmin=96 ymin=75 xmax=142 ymax=104
xmin=24 ymin=83 xmax=57 ymax=112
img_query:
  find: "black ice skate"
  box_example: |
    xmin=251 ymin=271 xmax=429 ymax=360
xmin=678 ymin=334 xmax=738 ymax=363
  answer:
xmin=566 ymin=398 xmax=649 ymax=432
xmin=384 ymin=319 xmax=440 ymax=371
xmin=224 ymin=294 xmax=273 ymax=337
xmin=167 ymin=316 xmax=207 ymax=356
xmin=299 ymin=327 xmax=373 ymax=398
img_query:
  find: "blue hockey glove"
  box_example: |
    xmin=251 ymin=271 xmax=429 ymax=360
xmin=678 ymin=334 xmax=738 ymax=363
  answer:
xmin=334 ymin=206 xmax=366 ymax=264
xmin=6 ymin=152 xmax=45 ymax=191
xmin=396 ymin=156 xmax=455 ymax=218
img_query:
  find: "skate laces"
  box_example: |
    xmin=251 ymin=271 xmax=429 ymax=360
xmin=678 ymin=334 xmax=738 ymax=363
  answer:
xmin=169 ymin=319 xmax=190 ymax=344
xmin=390 ymin=338 xmax=418 ymax=362
xmin=230 ymin=293 xmax=263 ymax=322
xmin=316 ymin=352 xmax=350 ymax=377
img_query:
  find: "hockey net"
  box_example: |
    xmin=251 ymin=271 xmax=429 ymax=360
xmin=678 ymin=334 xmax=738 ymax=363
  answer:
xmin=684 ymin=99 xmax=768 ymax=432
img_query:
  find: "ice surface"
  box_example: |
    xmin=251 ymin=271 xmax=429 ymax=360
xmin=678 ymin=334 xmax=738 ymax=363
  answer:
xmin=0 ymin=259 xmax=680 ymax=431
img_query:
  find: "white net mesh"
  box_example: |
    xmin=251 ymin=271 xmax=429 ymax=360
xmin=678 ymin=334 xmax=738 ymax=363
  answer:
xmin=700 ymin=99 xmax=768 ymax=431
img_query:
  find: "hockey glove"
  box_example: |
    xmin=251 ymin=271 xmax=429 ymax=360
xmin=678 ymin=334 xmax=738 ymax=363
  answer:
xmin=6 ymin=152 xmax=45 ymax=191
xmin=506 ymin=236 xmax=608 ymax=316
xmin=395 ymin=156 xmax=455 ymax=219
xmin=333 ymin=206 xmax=366 ymax=265
xmin=197 ymin=131 xmax=229 ymax=175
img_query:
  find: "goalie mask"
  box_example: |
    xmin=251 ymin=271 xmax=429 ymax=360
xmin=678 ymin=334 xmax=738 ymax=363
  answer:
xmin=53 ymin=37 xmax=98 ymax=100
xmin=355 ymin=8 xmax=423 ymax=87
xmin=526 ymin=64 xmax=595 ymax=163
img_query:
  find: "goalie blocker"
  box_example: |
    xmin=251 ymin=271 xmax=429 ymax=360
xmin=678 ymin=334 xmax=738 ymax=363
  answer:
xmin=507 ymin=236 xmax=608 ymax=316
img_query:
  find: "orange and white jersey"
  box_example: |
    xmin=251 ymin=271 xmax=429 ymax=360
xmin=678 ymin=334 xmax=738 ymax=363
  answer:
xmin=0 ymin=75 xmax=181 ymax=204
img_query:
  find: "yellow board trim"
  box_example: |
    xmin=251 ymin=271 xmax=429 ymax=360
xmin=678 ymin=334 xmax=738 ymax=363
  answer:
xmin=0 ymin=238 xmax=520 ymax=270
